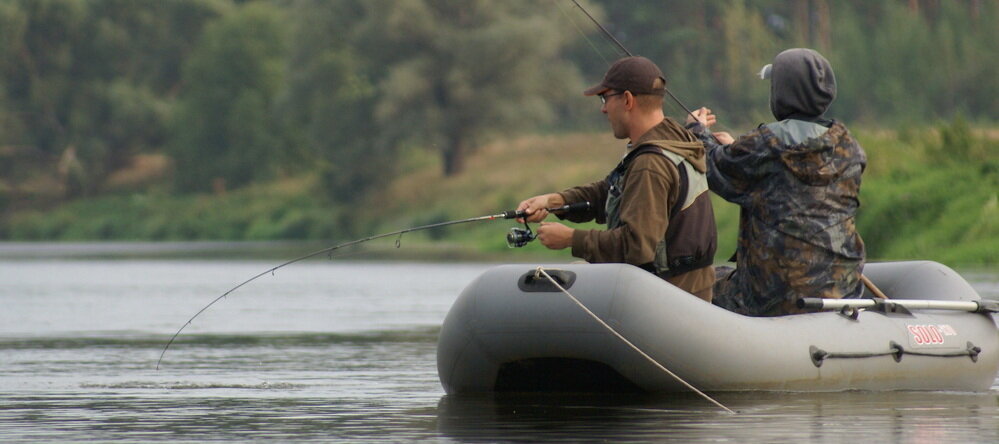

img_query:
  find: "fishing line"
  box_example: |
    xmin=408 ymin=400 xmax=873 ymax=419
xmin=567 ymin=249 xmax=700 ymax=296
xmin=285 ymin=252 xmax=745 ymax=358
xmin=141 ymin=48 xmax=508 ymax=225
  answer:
xmin=534 ymin=266 xmax=736 ymax=414
xmin=568 ymin=0 xmax=630 ymax=58
xmin=564 ymin=0 xmax=699 ymax=121
xmin=156 ymin=202 xmax=590 ymax=369
xmin=553 ymin=0 xmax=612 ymax=65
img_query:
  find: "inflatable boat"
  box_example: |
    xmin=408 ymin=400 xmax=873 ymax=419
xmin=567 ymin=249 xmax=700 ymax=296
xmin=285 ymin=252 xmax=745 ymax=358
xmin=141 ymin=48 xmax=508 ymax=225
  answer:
xmin=437 ymin=261 xmax=999 ymax=394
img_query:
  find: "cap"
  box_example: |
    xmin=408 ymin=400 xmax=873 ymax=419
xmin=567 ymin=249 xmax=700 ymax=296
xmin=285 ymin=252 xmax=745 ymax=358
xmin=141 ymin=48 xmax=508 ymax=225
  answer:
xmin=583 ymin=56 xmax=667 ymax=96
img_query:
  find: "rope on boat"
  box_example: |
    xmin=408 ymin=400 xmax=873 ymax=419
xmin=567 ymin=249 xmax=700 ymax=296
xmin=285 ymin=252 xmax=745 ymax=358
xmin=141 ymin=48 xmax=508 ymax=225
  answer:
xmin=533 ymin=266 xmax=736 ymax=415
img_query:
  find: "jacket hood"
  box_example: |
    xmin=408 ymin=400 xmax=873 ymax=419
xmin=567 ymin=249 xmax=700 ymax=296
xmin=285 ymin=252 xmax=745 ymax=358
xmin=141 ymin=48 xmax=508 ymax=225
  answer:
xmin=769 ymin=48 xmax=837 ymax=121
xmin=768 ymin=121 xmax=864 ymax=186
xmin=631 ymin=118 xmax=708 ymax=173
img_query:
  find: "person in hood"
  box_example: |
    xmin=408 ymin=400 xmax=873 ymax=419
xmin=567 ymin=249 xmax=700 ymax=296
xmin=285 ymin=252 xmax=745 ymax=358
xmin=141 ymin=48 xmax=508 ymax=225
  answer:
xmin=685 ymin=48 xmax=867 ymax=316
xmin=518 ymin=56 xmax=717 ymax=301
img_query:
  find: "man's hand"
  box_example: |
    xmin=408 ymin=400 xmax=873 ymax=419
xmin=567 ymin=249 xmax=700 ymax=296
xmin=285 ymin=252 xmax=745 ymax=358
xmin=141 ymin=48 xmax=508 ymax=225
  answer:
xmin=712 ymin=131 xmax=735 ymax=144
xmin=685 ymin=107 xmax=717 ymax=128
xmin=516 ymin=193 xmax=564 ymax=223
xmin=536 ymin=222 xmax=573 ymax=250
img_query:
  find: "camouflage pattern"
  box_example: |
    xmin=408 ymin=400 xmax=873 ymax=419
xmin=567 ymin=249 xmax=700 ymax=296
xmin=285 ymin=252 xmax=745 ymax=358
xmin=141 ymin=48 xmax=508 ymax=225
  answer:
xmin=691 ymin=120 xmax=866 ymax=316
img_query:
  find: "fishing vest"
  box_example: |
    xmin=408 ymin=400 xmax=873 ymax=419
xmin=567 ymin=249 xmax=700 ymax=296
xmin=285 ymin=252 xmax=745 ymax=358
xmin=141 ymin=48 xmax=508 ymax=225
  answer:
xmin=605 ymin=143 xmax=717 ymax=278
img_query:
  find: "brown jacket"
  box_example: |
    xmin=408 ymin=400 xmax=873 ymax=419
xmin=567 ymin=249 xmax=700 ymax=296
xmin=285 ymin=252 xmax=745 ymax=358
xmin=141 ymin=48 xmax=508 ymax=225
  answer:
xmin=558 ymin=118 xmax=717 ymax=300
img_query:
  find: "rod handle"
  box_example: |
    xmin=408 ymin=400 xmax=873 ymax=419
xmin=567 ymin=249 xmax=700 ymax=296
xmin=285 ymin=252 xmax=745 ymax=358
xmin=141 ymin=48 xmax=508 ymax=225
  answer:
xmin=551 ymin=201 xmax=592 ymax=214
xmin=501 ymin=201 xmax=591 ymax=220
xmin=501 ymin=210 xmax=525 ymax=219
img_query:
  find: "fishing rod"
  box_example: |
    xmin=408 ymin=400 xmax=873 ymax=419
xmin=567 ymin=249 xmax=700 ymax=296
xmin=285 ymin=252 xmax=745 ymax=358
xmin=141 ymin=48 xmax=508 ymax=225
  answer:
xmin=155 ymin=201 xmax=591 ymax=369
xmin=566 ymin=0 xmax=699 ymax=121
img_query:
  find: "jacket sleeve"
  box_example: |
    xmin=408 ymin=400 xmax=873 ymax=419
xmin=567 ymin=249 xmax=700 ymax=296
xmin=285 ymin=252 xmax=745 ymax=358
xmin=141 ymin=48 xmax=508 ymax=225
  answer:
xmin=569 ymin=155 xmax=674 ymax=265
xmin=557 ymin=180 xmax=608 ymax=224
xmin=687 ymin=123 xmax=775 ymax=205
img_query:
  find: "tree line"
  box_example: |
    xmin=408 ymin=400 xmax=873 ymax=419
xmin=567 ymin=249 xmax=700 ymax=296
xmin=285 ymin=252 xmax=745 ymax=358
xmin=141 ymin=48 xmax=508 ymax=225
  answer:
xmin=1 ymin=0 xmax=996 ymax=208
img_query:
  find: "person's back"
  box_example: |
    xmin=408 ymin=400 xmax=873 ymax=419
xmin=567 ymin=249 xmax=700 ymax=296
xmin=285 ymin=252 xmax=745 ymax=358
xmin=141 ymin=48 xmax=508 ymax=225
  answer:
xmin=688 ymin=48 xmax=866 ymax=316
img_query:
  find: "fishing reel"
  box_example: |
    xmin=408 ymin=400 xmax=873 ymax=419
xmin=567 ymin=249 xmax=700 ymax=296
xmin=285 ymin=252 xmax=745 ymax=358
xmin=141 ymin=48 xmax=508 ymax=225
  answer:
xmin=503 ymin=201 xmax=591 ymax=248
xmin=506 ymin=222 xmax=536 ymax=248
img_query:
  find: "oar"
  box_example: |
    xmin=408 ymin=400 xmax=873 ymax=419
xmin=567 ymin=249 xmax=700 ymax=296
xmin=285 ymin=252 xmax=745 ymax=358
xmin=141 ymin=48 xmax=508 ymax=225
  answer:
xmin=860 ymin=274 xmax=889 ymax=299
xmin=798 ymin=297 xmax=999 ymax=314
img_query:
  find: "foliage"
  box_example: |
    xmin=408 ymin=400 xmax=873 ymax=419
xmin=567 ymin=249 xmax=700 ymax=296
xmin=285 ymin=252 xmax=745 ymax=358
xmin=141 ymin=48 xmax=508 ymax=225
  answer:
xmin=280 ymin=0 xmax=383 ymax=206
xmin=0 ymin=0 xmax=226 ymax=197
xmin=1 ymin=0 xmax=999 ymax=268
xmin=580 ymin=0 xmax=999 ymax=126
xmin=367 ymin=0 xmax=584 ymax=176
xmin=169 ymin=1 xmax=293 ymax=192
xmin=280 ymin=0 xmax=586 ymax=213
xmin=855 ymin=119 xmax=999 ymax=265
xmin=5 ymin=176 xmax=342 ymax=241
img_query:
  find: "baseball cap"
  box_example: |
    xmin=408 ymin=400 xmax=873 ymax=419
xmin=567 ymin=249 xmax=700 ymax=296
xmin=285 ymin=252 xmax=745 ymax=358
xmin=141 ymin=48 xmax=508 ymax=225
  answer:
xmin=583 ymin=56 xmax=667 ymax=96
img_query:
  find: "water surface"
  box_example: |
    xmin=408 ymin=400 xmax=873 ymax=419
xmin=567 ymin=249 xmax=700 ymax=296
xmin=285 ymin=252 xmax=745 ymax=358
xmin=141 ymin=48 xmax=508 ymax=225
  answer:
xmin=1 ymin=245 xmax=997 ymax=442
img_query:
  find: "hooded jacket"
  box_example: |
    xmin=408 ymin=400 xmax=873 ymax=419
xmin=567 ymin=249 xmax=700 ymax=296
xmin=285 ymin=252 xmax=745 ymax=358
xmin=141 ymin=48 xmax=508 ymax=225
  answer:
xmin=558 ymin=118 xmax=718 ymax=300
xmin=689 ymin=48 xmax=867 ymax=316
xmin=769 ymin=48 xmax=837 ymax=122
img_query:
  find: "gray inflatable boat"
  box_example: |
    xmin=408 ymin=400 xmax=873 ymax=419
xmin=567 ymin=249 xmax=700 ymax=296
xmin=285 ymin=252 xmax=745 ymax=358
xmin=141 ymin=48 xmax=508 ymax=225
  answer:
xmin=437 ymin=261 xmax=999 ymax=394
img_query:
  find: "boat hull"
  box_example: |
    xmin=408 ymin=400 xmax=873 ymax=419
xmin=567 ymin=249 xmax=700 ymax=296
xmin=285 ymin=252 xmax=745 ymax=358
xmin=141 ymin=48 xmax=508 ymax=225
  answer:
xmin=437 ymin=261 xmax=999 ymax=393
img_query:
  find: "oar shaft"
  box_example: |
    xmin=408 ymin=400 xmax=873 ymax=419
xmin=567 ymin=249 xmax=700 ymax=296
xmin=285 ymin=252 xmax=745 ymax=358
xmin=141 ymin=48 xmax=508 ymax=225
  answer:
xmin=860 ymin=274 xmax=889 ymax=299
xmin=799 ymin=298 xmax=998 ymax=313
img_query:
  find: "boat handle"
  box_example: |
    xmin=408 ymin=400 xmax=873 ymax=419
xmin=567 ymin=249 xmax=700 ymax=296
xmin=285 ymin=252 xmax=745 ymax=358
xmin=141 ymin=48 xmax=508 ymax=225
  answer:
xmin=518 ymin=269 xmax=576 ymax=292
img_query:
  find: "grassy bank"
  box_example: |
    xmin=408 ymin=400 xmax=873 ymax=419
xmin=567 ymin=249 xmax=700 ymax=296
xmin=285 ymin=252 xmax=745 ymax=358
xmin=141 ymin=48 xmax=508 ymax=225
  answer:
xmin=854 ymin=121 xmax=999 ymax=265
xmin=3 ymin=121 xmax=997 ymax=266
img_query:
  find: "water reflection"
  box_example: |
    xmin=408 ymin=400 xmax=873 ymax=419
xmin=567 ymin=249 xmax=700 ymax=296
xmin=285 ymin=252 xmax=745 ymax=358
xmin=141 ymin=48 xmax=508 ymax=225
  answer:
xmin=437 ymin=391 xmax=999 ymax=442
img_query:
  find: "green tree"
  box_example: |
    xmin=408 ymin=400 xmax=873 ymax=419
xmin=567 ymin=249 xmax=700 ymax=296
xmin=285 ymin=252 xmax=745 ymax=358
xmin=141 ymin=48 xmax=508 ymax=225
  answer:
xmin=0 ymin=0 xmax=226 ymax=197
xmin=367 ymin=0 xmax=583 ymax=176
xmin=282 ymin=0 xmax=380 ymax=206
xmin=169 ymin=1 xmax=292 ymax=192
xmin=716 ymin=0 xmax=776 ymax=118
xmin=283 ymin=0 xmax=586 ymax=213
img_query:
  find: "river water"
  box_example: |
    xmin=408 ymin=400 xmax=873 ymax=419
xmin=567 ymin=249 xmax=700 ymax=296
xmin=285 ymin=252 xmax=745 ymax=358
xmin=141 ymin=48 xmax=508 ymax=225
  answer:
xmin=1 ymin=243 xmax=997 ymax=442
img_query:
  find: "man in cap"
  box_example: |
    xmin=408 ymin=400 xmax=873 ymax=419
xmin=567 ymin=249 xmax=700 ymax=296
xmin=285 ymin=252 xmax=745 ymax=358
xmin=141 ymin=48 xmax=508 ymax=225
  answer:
xmin=685 ymin=48 xmax=867 ymax=316
xmin=517 ymin=56 xmax=717 ymax=301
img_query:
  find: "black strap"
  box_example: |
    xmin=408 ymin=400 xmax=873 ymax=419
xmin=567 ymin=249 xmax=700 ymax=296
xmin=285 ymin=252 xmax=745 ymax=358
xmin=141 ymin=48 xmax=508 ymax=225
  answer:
xmin=624 ymin=144 xmax=688 ymax=221
xmin=605 ymin=145 xmax=669 ymax=199
xmin=671 ymin=161 xmax=689 ymax=220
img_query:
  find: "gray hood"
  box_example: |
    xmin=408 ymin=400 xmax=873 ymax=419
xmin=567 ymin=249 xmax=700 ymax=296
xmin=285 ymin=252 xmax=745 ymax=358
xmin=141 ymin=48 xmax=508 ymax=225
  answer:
xmin=769 ymin=48 xmax=836 ymax=121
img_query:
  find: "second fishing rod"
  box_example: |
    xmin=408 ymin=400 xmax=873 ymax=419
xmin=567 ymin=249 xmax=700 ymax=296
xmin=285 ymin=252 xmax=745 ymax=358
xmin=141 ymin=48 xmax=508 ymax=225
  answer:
xmin=567 ymin=0 xmax=698 ymax=122
xmin=156 ymin=200 xmax=591 ymax=369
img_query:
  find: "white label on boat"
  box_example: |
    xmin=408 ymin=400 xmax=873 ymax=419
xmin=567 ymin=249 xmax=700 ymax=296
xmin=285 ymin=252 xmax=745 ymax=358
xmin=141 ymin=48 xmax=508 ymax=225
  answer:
xmin=906 ymin=324 xmax=956 ymax=346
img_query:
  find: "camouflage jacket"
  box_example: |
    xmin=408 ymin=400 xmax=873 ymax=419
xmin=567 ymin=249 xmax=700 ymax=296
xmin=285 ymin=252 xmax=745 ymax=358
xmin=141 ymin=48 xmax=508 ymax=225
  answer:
xmin=690 ymin=119 xmax=867 ymax=316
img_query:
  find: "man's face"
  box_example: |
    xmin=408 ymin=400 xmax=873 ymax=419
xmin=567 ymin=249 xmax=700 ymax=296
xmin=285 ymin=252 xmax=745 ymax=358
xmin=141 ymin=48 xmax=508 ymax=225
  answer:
xmin=600 ymin=90 xmax=628 ymax=139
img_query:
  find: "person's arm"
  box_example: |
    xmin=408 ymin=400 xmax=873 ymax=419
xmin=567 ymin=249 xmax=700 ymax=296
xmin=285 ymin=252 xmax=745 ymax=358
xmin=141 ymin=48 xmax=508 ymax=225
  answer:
xmin=570 ymin=155 xmax=673 ymax=265
xmin=685 ymin=107 xmax=733 ymax=152
xmin=685 ymin=113 xmax=774 ymax=204
xmin=516 ymin=193 xmax=563 ymax=223
xmin=516 ymin=179 xmax=607 ymax=224
xmin=556 ymin=180 xmax=607 ymax=224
